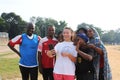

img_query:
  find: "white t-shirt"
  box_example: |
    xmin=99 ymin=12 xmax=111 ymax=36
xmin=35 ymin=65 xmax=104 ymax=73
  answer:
xmin=54 ymin=41 xmax=77 ymax=75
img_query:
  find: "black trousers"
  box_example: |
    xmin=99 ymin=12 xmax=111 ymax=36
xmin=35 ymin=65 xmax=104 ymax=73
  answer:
xmin=76 ymin=71 xmax=94 ymax=80
xmin=19 ymin=66 xmax=38 ymax=80
xmin=99 ymin=68 xmax=104 ymax=80
xmin=42 ymin=68 xmax=54 ymax=80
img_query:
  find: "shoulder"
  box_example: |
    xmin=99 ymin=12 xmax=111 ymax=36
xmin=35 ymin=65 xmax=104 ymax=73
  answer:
xmin=41 ymin=37 xmax=48 ymax=41
xmin=55 ymin=42 xmax=62 ymax=47
xmin=33 ymin=34 xmax=41 ymax=41
xmin=38 ymin=36 xmax=41 ymax=41
xmin=39 ymin=37 xmax=48 ymax=44
xmin=11 ymin=35 xmax=22 ymax=42
xmin=21 ymin=33 xmax=26 ymax=37
xmin=53 ymin=37 xmax=58 ymax=41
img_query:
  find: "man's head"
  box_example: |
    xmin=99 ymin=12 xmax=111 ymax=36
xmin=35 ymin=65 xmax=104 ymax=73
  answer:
xmin=26 ymin=22 xmax=35 ymax=36
xmin=77 ymin=33 xmax=89 ymax=43
xmin=76 ymin=28 xmax=87 ymax=34
xmin=47 ymin=25 xmax=55 ymax=37
xmin=74 ymin=33 xmax=89 ymax=46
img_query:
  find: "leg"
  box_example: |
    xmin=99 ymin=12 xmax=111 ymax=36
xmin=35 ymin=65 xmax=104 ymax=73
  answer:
xmin=30 ymin=67 xmax=38 ymax=80
xmin=48 ymin=68 xmax=54 ymax=80
xmin=42 ymin=68 xmax=49 ymax=80
xmin=19 ymin=66 xmax=29 ymax=80
xmin=99 ymin=68 xmax=104 ymax=80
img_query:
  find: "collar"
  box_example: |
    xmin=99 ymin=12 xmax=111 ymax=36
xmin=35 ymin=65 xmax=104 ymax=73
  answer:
xmin=27 ymin=34 xmax=33 ymax=39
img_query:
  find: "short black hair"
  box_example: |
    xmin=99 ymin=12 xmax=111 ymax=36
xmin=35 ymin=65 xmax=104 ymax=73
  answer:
xmin=47 ymin=25 xmax=55 ymax=30
xmin=76 ymin=27 xmax=87 ymax=34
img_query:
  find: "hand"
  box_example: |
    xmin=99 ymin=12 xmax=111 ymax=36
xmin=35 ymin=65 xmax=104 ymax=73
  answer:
xmin=87 ymin=44 xmax=96 ymax=49
xmin=47 ymin=49 xmax=56 ymax=58
xmin=61 ymin=52 xmax=69 ymax=57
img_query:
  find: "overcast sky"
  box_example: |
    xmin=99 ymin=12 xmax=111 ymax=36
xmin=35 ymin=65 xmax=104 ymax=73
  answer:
xmin=0 ymin=0 xmax=120 ymax=31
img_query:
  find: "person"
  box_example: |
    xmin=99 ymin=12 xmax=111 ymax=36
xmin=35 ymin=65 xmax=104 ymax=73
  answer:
xmin=87 ymin=27 xmax=112 ymax=80
xmin=74 ymin=33 xmax=96 ymax=80
xmin=8 ymin=22 xmax=40 ymax=80
xmin=76 ymin=27 xmax=87 ymax=34
xmin=38 ymin=25 xmax=58 ymax=80
xmin=47 ymin=27 xmax=77 ymax=80
xmin=56 ymin=31 xmax=63 ymax=42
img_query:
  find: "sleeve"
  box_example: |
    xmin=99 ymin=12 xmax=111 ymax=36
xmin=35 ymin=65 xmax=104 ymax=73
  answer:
xmin=72 ymin=46 xmax=77 ymax=57
xmin=38 ymin=36 xmax=41 ymax=42
xmin=38 ymin=38 xmax=43 ymax=52
xmin=88 ymin=48 xmax=96 ymax=58
xmin=8 ymin=35 xmax=22 ymax=47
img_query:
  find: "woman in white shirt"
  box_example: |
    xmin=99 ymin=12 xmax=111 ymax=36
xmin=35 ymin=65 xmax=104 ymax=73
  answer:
xmin=47 ymin=27 xmax=77 ymax=80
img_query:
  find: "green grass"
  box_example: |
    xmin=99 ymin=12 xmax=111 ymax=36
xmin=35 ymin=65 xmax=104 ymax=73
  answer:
xmin=0 ymin=52 xmax=13 ymax=58
xmin=0 ymin=58 xmax=20 ymax=80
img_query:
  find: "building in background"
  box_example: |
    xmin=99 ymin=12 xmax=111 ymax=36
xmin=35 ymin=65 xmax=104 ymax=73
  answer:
xmin=0 ymin=32 xmax=8 ymax=45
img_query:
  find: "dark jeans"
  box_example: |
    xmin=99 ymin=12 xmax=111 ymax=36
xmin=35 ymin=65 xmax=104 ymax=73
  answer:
xmin=99 ymin=68 xmax=104 ymax=80
xmin=42 ymin=68 xmax=54 ymax=80
xmin=76 ymin=71 xmax=94 ymax=80
xmin=19 ymin=66 xmax=38 ymax=80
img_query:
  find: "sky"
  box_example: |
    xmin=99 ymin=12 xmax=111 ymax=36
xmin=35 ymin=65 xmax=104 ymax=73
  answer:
xmin=0 ymin=0 xmax=120 ymax=31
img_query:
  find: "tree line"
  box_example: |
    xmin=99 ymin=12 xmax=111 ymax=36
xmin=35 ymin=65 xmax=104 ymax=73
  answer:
xmin=0 ymin=12 xmax=120 ymax=44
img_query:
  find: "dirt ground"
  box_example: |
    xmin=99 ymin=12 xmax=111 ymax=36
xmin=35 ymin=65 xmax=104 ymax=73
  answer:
xmin=106 ymin=45 xmax=120 ymax=80
xmin=0 ymin=45 xmax=120 ymax=80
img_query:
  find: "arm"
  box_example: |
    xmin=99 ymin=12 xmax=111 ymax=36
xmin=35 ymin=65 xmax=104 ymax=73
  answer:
xmin=77 ymin=50 xmax=93 ymax=61
xmin=7 ymin=35 xmax=22 ymax=57
xmin=62 ymin=53 xmax=76 ymax=62
xmin=67 ymin=54 xmax=76 ymax=62
xmin=76 ymin=42 xmax=93 ymax=61
xmin=87 ymin=44 xmax=103 ymax=55
xmin=8 ymin=43 xmax=21 ymax=57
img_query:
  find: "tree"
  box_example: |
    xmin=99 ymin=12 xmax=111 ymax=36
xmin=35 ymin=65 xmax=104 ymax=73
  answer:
xmin=31 ymin=17 xmax=67 ymax=37
xmin=101 ymin=30 xmax=116 ymax=44
xmin=1 ymin=12 xmax=27 ymax=39
xmin=77 ymin=23 xmax=89 ymax=30
xmin=0 ymin=17 xmax=9 ymax=32
xmin=55 ymin=21 xmax=67 ymax=34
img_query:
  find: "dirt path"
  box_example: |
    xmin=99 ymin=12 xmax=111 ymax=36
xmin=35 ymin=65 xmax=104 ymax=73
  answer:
xmin=106 ymin=45 xmax=120 ymax=80
xmin=0 ymin=45 xmax=120 ymax=80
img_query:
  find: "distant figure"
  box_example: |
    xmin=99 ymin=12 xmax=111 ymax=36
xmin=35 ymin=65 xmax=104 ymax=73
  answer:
xmin=8 ymin=23 xmax=40 ymax=80
xmin=38 ymin=25 xmax=58 ymax=80
xmin=56 ymin=31 xmax=63 ymax=42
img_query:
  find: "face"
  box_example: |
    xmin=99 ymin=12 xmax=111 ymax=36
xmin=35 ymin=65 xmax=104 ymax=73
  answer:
xmin=27 ymin=24 xmax=35 ymax=36
xmin=87 ymin=29 xmax=94 ymax=38
xmin=47 ymin=26 xmax=55 ymax=36
xmin=58 ymin=32 xmax=63 ymax=42
xmin=75 ymin=36 xmax=86 ymax=45
xmin=78 ymin=29 xmax=85 ymax=34
xmin=63 ymin=29 xmax=72 ymax=41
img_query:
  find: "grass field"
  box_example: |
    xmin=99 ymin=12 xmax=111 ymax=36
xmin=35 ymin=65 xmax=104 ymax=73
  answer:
xmin=0 ymin=45 xmax=120 ymax=80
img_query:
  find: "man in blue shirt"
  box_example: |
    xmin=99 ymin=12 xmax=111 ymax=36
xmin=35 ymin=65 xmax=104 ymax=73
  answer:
xmin=8 ymin=22 xmax=40 ymax=80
